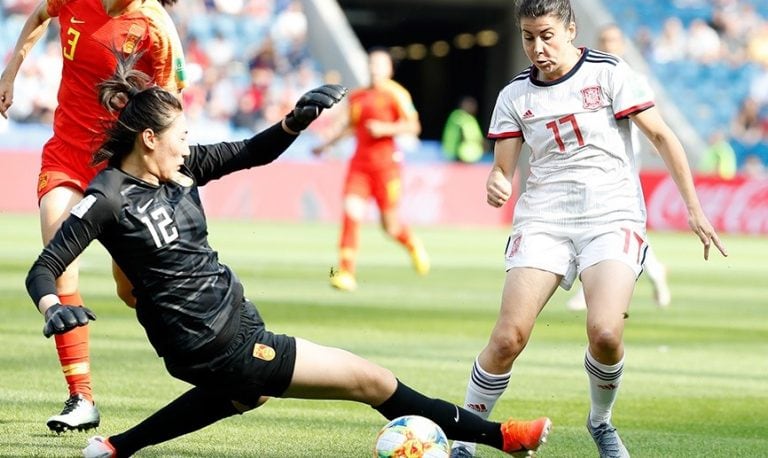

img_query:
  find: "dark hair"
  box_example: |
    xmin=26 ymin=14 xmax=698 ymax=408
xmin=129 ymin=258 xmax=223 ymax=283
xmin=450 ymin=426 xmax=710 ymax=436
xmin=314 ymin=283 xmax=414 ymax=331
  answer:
xmin=93 ymin=50 xmax=183 ymax=166
xmin=159 ymin=0 xmax=178 ymax=6
xmin=514 ymin=0 xmax=576 ymax=27
xmin=367 ymin=46 xmax=390 ymax=56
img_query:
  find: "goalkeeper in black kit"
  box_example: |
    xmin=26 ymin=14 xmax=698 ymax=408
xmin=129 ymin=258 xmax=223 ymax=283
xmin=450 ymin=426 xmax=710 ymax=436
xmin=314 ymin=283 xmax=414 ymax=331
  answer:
xmin=26 ymin=51 xmax=549 ymax=457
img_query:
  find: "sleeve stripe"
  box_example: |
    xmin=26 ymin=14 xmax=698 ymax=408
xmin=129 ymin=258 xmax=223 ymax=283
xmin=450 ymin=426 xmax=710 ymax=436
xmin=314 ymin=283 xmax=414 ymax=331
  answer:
xmin=488 ymin=131 xmax=523 ymax=139
xmin=614 ymin=101 xmax=655 ymax=119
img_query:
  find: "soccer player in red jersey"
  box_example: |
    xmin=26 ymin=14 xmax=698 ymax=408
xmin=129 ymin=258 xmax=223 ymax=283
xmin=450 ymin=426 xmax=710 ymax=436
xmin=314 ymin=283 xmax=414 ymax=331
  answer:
xmin=313 ymin=48 xmax=429 ymax=291
xmin=0 ymin=0 xmax=185 ymax=433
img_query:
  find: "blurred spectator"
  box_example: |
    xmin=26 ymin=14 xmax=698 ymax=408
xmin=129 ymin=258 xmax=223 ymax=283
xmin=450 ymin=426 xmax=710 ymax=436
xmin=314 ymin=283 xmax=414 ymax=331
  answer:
xmin=270 ymin=0 xmax=307 ymax=64
xmin=204 ymin=31 xmax=236 ymax=68
xmin=746 ymin=22 xmax=768 ymax=66
xmin=686 ymin=19 xmax=721 ymax=63
xmin=234 ymin=65 xmax=273 ymax=128
xmin=652 ymin=17 xmax=688 ymax=63
xmin=249 ymin=37 xmax=278 ymax=71
xmin=184 ymin=35 xmax=211 ymax=68
xmin=699 ymin=131 xmax=737 ymax=178
xmin=742 ymin=153 xmax=767 ymax=178
xmin=441 ymin=95 xmax=485 ymax=163
xmin=212 ymin=0 xmax=243 ymax=15
xmin=270 ymin=0 xmax=307 ymax=45
xmin=748 ymin=63 xmax=768 ymax=108
xmin=731 ymin=97 xmax=766 ymax=145
xmin=632 ymin=26 xmax=655 ymax=59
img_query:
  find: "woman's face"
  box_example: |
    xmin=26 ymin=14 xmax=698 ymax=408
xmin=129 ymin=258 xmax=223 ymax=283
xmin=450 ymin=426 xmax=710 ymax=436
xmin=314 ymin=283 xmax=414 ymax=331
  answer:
xmin=147 ymin=113 xmax=190 ymax=182
xmin=368 ymin=50 xmax=393 ymax=85
xmin=520 ymin=14 xmax=577 ymax=80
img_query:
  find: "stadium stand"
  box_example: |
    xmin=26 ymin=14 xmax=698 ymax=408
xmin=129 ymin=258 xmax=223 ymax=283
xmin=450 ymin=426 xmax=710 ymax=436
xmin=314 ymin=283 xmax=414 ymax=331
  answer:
xmin=602 ymin=0 xmax=768 ymax=172
xmin=2 ymin=0 xmax=767 ymax=173
xmin=0 ymin=0 xmax=328 ymax=157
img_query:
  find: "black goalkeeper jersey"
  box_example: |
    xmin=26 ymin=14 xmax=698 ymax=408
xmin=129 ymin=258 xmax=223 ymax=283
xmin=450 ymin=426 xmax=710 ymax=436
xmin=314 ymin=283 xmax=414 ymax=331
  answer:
xmin=27 ymin=122 xmax=296 ymax=360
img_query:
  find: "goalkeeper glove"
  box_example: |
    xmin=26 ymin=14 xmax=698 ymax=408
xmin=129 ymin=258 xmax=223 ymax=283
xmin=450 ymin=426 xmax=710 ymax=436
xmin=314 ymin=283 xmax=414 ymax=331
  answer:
xmin=284 ymin=84 xmax=347 ymax=132
xmin=43 ymin=303 xmax=96 ymax=338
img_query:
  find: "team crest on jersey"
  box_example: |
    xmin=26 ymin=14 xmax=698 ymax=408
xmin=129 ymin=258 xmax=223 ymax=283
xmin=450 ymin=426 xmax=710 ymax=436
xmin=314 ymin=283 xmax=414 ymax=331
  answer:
xmin=580 ymin=86 xmax=603 ymax=110
xmin=37 ymin=172 xmax=49 ymax=193
xmin=252 ymin=343 xmax=276 ymax=361
xmin=122 ymin=24 xmax=145 ymax=54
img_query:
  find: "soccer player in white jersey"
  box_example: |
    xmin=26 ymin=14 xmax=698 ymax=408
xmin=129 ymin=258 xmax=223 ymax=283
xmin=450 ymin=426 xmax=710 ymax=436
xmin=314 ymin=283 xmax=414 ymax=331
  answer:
xmin=566 ymin=23 xmax=671 ymax=311
xmin=450 ymin=1 xmax=727 ymax=457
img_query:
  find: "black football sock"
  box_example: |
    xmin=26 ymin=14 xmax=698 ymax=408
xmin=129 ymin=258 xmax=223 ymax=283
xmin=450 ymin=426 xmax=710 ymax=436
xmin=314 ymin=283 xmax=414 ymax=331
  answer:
xmin=108 ymin=386 xmax=240 ymax=456
xmin=373 ymin=379 xmax=503 ymax=449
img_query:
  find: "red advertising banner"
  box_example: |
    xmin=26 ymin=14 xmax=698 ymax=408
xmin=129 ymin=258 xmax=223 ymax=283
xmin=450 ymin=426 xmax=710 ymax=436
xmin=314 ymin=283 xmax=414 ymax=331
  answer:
xmin=199 ymin=160 xmax=517 ymax=226
xmin=2 ymin=150 xmax=766 ymax=233
xmin=642 ymin=171 xmax=768 ymax=234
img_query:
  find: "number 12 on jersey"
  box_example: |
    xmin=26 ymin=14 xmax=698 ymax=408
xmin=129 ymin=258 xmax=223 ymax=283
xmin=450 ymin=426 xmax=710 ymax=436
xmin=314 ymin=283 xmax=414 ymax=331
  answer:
xmin=141 ymin=208 xmax=179 ymax=248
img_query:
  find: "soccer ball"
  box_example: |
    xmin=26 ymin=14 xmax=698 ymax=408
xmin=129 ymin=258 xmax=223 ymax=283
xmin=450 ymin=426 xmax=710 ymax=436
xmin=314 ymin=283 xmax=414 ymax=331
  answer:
xmin=373 ymin=415 xmax=450 ymax=458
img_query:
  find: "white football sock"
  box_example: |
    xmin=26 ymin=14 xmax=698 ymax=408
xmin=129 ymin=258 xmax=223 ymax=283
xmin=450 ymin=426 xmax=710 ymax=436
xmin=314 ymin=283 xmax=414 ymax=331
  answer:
xmin=585 ymin=351 xmax=624 ymax=427
xmin=451 ymin=358 xmax=511 ymax=453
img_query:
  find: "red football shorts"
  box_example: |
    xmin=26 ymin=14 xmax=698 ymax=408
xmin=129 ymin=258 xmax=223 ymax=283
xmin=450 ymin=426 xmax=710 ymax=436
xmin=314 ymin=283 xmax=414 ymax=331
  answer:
xmin=37 ymin=136 xmax=104 ymax=201
xmin=343 ymin=163 xmax=402 ymax=211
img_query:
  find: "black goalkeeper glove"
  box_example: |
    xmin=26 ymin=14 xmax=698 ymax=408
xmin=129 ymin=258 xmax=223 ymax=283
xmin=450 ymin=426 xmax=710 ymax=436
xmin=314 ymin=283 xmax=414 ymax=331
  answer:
xmin=43 ymin=303 xmax=96 ymax=338
xmin=284 ymin=84 xmax=347 ymax=132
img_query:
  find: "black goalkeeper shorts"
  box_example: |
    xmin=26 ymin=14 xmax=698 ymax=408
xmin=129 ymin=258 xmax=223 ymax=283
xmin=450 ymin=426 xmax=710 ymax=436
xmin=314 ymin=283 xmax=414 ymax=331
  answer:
xmin=164 ymin=299 xmax=296 ymax=407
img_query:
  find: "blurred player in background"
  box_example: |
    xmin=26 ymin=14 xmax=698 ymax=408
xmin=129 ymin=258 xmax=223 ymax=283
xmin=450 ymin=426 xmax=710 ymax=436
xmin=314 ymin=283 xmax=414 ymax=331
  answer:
xmin=450 ymin=1 xmax=727 ymax=457
xmin=565 ymin=23 xmax=671 ymax=311
xmin=312 ymin=48 xmax=429 ymax=291
xmin=0 ymin=0 xmax=185 ymax=433
xmin=442 ymin=95 xmax=486 ymax=163
xmin=25 ymin=57 xmax=550 ymax=456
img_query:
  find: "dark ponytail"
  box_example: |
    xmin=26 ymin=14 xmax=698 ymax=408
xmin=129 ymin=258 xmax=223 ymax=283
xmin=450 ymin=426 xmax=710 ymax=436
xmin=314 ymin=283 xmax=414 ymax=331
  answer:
xmin=93 ymin=49 xmax=183 ymax=166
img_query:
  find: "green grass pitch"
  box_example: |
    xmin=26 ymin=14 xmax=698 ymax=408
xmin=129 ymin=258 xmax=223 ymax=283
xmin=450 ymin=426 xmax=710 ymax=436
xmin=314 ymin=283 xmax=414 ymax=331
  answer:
xmin=0 ymin=213 xmax=766 ymax=457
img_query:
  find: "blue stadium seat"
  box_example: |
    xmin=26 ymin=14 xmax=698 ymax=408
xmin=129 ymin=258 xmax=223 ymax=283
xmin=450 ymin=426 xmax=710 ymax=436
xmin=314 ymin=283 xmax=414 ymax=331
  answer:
xmin=604 ymin=0 xmax=767 ymax=146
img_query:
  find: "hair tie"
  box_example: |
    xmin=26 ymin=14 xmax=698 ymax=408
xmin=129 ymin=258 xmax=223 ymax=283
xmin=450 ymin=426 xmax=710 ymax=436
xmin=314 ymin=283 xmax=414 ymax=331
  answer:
xmin=128 ymin=87 xmax=140 ymax=97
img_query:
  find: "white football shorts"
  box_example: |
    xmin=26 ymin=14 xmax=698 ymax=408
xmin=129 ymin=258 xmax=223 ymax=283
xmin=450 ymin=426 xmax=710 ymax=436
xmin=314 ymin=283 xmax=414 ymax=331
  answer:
xmin=503 ymin=223 xmax=648 ymax=290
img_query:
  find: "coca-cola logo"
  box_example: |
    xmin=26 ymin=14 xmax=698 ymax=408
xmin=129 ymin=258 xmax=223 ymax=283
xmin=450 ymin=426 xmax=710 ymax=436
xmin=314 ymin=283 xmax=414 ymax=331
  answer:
xmin=646 ymin=175 xmax=768 ymax=234
xmin=722 ymin=180 xmax=768 ymax=233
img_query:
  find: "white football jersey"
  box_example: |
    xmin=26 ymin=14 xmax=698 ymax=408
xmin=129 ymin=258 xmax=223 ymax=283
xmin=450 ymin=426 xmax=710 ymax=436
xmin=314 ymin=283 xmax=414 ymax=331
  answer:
xmin=489 ymin=48 xmax=654 ymax=228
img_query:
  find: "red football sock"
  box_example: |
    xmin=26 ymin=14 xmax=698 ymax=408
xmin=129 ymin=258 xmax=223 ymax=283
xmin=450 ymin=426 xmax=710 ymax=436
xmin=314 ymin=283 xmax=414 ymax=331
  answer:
xmin=395 ymin=226 xmax=415 ymax=251
xmin=53 ymin=292 xmax=92 ymax=401
xmin=339 ymin=214 xmax=359 ymax=273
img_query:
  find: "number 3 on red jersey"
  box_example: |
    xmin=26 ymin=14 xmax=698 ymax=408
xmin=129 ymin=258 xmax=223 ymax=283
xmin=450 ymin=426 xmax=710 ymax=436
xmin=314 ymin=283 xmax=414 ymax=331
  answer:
xmin=63 ymin=27 xmax=80 ymax=61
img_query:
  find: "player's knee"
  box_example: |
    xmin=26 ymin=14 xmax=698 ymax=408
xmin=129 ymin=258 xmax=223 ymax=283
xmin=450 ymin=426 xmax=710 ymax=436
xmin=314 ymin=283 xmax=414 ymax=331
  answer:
xmin=359 ymin=365 xmax=397 ymax=405
xmin=488 ymin=329 xmax=528 ymax=364
xmin=381 ymin=222 xmax=400 ymax=238
xmin=587 ymin=328 xmax=622 ymax=352
xmin=379 ymin=212 xmax=400 ymax=238
xmin=343 ymin=195 xmax=366 ymax=220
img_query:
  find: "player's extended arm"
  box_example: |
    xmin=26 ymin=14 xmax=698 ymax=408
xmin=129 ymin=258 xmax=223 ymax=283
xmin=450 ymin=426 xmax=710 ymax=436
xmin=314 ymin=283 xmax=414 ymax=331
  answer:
xmin=366 ymin=115 xmax=421 ymax=139
xmin=312 ymin=108 xmax=354 ymax=157
xmin=0 ymin=1 xmax=52 ymax=118
xmin=631 ymin=107 xmax=728 ymax=260
xmin=486 ymin=136 xmax=523 ymax=208
xmin=191 ymin=84 xmax=347 ymax=183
